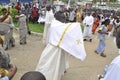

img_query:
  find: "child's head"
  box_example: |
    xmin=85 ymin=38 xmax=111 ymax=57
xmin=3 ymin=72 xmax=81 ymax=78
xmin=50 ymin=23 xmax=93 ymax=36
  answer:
xmin=102 ymin=19 xmax=110 ymax=26
xmin=20 ymin=71 xmax=46 ymax=80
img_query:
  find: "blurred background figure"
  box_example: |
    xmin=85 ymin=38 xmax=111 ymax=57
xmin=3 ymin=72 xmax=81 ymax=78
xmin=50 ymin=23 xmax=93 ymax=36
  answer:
xmin=76 ymin=6 xmax=83 ymax=23
xmin=0 ymin=8 xmax=15 ymax=50
xmin=43 ymin=5 xmax=54 ymax=45
xmin=15 ymin=10 xmax=28 ymax=45
xmin=83 ymin=12 xmax=94 ymax=42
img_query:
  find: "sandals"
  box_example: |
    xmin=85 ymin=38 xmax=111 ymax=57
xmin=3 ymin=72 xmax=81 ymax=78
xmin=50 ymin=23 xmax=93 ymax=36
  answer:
xmin=100 ymin=53 xmax=106 ymax=57
xmin=95 ymin=50 xmax=106 ymax=57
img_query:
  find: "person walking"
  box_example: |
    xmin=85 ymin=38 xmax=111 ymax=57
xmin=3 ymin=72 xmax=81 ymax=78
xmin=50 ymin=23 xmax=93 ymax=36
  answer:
xmin=95 ymin=19 xmax=110 ymax=57
xmin=15 ymin=10 xmax=28 ymax=45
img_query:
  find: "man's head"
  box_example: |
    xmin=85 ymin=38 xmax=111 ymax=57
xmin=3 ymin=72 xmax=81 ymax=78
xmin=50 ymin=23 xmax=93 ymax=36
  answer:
xmin=20 ymin=71 xmax=46 ymax=80
xmin=46 ymin=5 xmax=51 ymax=11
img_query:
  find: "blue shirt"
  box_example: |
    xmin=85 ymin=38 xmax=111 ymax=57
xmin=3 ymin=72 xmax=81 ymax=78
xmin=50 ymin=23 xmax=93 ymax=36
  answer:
xmin=0 ymin=76 xmax=9 ymax=80
xmin=98 ymin=25 xmax=108 ymax=40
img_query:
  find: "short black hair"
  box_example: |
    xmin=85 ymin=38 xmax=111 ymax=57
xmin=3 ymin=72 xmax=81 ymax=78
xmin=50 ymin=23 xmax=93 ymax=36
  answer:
xmin=46 ymin=5 xmax=51 ymax=11
xmin=101 ymin=19 xmax=110 ymax=26
xmin=1 ymin=8 xmax=7 ymax=12
xmin=20 ymin=71 xmax=46 ymax=80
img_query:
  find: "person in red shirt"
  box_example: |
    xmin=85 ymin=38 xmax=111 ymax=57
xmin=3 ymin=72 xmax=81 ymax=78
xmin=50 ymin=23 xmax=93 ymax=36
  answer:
xmin=15 ymin=2 xmax=20 ymax=12
xmin=31 ymin=7 xmax=39 ymax=23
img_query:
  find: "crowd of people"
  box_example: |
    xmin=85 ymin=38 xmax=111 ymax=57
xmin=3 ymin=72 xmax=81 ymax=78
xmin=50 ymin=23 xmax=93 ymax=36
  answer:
xmin=0 ymin=1 xmax=120 ymax=80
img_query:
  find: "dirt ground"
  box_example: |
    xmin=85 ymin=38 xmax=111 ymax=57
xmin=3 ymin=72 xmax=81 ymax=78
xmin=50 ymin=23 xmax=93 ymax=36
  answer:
xmin=5 ymin=30 xmax=118 ymax=80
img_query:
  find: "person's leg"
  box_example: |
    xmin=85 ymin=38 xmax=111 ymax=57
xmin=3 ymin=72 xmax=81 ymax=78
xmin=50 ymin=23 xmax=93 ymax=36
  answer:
xmin=99 ymin=40 xmax=106 ymax=57
xmin=3 ymin=34 xmax=10 ymax=50
xmin=83 ymin=26 xmax=88 ymax=41
xmin=9 ymin=29 xmax=15 ymax=47
xmin=26 ymin=21 xmax=31 ymax=35
xmin=88 ymin=26 xmax=92 ymax=42
xmin=96 ymin=40 xmax=105 ymax=53
xmin=96 ymin=40 xmax=106 ymax=57
xmin=32 ymin=17 xmax=35 ymax=23
xmin=43 ymin=24 xmax=50 ymax=45
xmin=96 ymin=40 xmax=102 ymax=54
xmin=19 ymin=30 xmax=24 ymax=44
xmin=119 ymin=49 xmax=120 ymax=55
xmin=19 ymin=30 xmax=27 ymax=44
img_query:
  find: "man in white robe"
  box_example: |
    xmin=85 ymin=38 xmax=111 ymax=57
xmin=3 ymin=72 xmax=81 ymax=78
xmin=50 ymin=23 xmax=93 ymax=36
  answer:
xmin=43 ymin=5 xmax=54 ymax=45
xmin=36 ymin=19 xmax=86 ymax=80
xmin=83 ymin=13 xmax=94 ymax=42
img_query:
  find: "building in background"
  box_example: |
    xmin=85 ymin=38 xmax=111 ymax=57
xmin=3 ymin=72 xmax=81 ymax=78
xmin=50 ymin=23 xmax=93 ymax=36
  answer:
xmin=10 ymin=0 xmax=33 ymax=3
xmin=0 ymin=0 xmax=10 ymax=5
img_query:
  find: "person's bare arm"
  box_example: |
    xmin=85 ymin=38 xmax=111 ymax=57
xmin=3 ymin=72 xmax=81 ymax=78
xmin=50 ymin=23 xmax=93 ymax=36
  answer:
xmin=8 ymin=64 xmax=17 ymax=80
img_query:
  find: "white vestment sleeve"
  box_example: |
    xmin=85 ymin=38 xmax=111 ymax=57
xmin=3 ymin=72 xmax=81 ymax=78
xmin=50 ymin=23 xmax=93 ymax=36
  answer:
xmin=103 ymin=63 xmax=120 ymax=80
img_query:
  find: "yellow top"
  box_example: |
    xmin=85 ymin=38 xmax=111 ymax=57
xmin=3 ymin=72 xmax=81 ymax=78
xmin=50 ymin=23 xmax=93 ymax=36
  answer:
xmin=0 ymin=68 xmax=9 ymax=76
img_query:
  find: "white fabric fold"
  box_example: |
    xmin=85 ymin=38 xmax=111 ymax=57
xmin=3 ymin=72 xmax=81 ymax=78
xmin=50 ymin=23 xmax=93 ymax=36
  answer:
xmin=49 ymin=20 xmax=86 ymax=61
xmin=36 ymin=44 xmax=67 ymax=80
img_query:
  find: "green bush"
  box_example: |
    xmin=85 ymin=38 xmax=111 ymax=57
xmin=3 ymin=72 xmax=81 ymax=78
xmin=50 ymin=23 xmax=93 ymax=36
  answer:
xmin=0 ymin=6 xmax=44 ymax=33
xmin=10 ymin=8 xmax=18 ymax=22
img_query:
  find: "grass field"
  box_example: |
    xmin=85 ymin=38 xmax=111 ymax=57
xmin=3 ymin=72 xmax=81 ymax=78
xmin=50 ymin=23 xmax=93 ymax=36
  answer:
xmin=14 ymin=22 xmax=44 ymax=33
xmin=14 ymin=22 xmax=84 ymax=33
xmin=28 ymin=23 xmax=44 ymax=33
